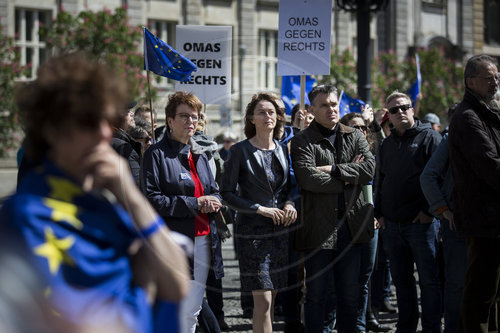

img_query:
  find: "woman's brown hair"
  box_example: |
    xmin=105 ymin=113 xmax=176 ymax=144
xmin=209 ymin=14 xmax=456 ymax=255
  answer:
xmin=243 ymin=92 xmax=285 ymax=139
xmin=16 ymin=52 xmax=128 ymax=163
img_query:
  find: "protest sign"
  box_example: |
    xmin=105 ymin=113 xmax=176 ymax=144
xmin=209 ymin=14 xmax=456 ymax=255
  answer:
xmin=277 ymin=0 xmax=332 ymax=75
xmin=175 ymin=26 xmax=232 ymax=105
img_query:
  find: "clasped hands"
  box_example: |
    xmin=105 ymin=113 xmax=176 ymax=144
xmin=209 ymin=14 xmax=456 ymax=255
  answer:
xmin=197 ymin=195 xmax=222 ymax=214
xmin=257 ymin=202 xmax=297 ymax=226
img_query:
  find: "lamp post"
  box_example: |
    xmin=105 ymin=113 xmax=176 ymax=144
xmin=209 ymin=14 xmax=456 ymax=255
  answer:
xmin=336 ymin=0 xmax=388 ymax=104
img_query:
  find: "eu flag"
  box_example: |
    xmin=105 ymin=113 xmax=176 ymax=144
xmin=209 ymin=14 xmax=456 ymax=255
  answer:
xmin=407 ymin=54 xmax=421 ymax=104
xmin=143 ymin=27 xmax=197 ymax=82
xmin=281 ymin=75 xmax=317 ymax=115
xmin=0 ymin=160 xmax=155 ymax=332
xmin=338 ymin=91 xmax=365 ymax=118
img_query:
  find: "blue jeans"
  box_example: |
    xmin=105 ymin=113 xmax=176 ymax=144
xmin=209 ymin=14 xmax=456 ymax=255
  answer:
xmin=441 ymin=220 xmax=467 ymax=333
xmin=304 ymin=223 xmax=361 ymax=333
xmin=371 ymin=232 xmax=392 ymax=309
xmin=356 ymin=229 xmax=378 ymax=331
xmin=381 ymin=219 xmax=442 ymax=333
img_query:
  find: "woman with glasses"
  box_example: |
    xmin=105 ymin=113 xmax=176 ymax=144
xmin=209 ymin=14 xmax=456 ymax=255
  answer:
xmin=141 ymin=91 xmax=224 ymax=333
xmin=221 ymin=93 xmax=297 ymax=333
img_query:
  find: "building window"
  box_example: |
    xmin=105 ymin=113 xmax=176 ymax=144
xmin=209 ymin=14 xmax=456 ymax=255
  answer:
xmin=421 ymin=0 xmax=445 ymax=7
xmin=485 ymin=0 xmax=500 ymax=46
xmin=258 ymin=30 xmax=279 ymax=91
xmin=15 ymin=8 xmax=51 ymax=79
xmin=148 ymin=20 xmax=177 ymax=89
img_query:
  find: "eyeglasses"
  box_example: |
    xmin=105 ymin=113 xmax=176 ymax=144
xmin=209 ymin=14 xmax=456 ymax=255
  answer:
xmin=388 ymin=104 xmax=412 ymax=114
xmin=352 ymin=125 xmax=367 ymax=131
xmin=175 ymin=113 xmax=199 ymax=123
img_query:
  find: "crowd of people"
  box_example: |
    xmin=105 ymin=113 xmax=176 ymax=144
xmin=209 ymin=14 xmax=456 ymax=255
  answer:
xmin=1 ymin=52 xmax=499 ymax=333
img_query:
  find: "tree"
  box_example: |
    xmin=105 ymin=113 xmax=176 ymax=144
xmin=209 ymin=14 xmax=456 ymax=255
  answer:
xmin=39 ymin=7 xmax=154 ymax=100
xmin=0 ymin=25 xmax=29 ymax=157
xmin=320 ymin=46 xmax=463 ymax=122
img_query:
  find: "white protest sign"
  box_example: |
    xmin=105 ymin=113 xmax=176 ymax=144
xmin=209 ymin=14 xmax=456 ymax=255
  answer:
xmin=175 ymin=26 xmax=232 ymax=105
xmin=277 ymin=0 xmax=332 ymax=75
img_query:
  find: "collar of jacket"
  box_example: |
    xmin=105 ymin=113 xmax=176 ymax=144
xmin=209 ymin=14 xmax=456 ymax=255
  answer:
xmin=463 ymin=88 xmax=500 ymax=124
xmin=243 ymin=139 xmax=288 ymax=178
xmin=390 ymin=119 xmax=431 ymax=138
xmin=306 ymin=120 xmax=354 ymax=143
xmin=159 ymin=134 xmax=192 ymax=157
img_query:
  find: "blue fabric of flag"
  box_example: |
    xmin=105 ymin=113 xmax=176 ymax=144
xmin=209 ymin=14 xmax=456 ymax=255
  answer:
xmin=407 ymin=54 xmax=421 ymax=104
xmin=338 ymin=91 xmax=365 ymax=118
xmin=281 ymin=75 xmax=317 ymax=115
xmin=0 ymin=160 xmax=160 ymax=332
xmin=143 ymin=27 xmax=197 ymax=82
xmin=154 ymin=300 xmax=180 ymax=333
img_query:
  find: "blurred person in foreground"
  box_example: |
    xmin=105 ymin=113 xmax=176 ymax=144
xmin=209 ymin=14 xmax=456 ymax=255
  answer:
xmin=448 ymin=54 xmax=500 ymax=333
xmin=141 ymin=91 xmax=224 ymax=333
xmin=0 ymin=53 xmax=189 ymax=332
xmin=221 ymin=92 xmax=297 ymax=333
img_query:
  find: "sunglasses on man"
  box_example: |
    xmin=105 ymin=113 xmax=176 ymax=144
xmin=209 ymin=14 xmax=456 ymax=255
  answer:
xmin=388 ymin=104 xmax=412 ymax=114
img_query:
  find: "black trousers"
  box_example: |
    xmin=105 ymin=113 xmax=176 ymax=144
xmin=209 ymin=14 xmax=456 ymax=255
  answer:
xmin=459 ymin=236 xmax=500 ymax=333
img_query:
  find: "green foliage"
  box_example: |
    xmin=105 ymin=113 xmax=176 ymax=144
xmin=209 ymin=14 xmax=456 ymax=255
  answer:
xmin=39 ymin=7 xmax=154 ymax=100
xmin=0 ymin=25 xmax=29 ymax=157
xmin=320 ymin=46 xmax=463 ymax=121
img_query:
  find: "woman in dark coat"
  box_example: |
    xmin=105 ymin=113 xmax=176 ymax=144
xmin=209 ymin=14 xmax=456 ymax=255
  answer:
xmin=141 ymin=91 xmax=223 ymax=333
xmin=221 ymin=92 xmax=297 ymax=333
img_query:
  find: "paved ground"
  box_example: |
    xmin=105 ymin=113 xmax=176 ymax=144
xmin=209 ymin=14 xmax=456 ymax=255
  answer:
xmin=217 ymin=225 xmax=400 ymax=333
xmin=0 ymin=159 xmax=17 ymax=201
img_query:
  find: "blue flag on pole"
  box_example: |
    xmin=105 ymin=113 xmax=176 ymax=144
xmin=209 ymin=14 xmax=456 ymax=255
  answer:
xmin=338 ymin=91 xmax=365 ymax=118
xmin=407 ymin=54 xmax=421 ymax=104
xmin=143 ymin=27 xmax=197 ymax=82
xmin=281 ymin=75 xmax=317 ymax=115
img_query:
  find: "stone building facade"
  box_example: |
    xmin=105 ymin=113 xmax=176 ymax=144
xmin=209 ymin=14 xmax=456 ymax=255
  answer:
xmin=1 ymin=0 xmax=498 ymax=136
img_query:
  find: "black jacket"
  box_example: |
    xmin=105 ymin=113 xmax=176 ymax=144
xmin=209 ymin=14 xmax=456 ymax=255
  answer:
xmin=449 ymin=89 xmax=500 ymax=238
xmin=375 ymin=120 xmax=441 ymax=223
xmin=220 ymin=139 xmax=291 ymax=233
xmin=111 ymin=129 xmax=142 ymax=186
xmin=291 ymin=121 xmax=375 ymax=251
xmin=140 ymin=135 xmax=224 ymax=278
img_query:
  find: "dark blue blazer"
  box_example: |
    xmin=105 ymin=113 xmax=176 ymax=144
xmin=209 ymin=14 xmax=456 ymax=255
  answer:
xmin=141 ymin=135 xmax=224 ymax=279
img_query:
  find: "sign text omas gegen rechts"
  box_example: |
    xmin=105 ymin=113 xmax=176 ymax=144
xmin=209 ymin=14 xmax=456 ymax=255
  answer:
xmin=180 ymin=42 xmax=226 ymax=85
xmin=283 ymin=16 xmax=325 ymax=52
xmin=277 ymin=0 xmax=332 ymax=76
xmin=175 ymin=26 xmax=231 ymax=105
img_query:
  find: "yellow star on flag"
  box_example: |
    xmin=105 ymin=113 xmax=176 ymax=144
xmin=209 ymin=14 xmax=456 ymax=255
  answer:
xmin=34 ymin=227 xmax=75 ymax=275
xmin=43 ymin=198 xmax=83 ymax=230
xmin=47 ymin=176 xmax=82 ymax=202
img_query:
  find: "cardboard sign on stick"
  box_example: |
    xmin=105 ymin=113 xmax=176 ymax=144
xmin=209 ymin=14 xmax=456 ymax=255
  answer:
xmin=175 ymin=26 xmax=232 ymax=105
xmin=277 ymin=0 xmax=332 ymax=75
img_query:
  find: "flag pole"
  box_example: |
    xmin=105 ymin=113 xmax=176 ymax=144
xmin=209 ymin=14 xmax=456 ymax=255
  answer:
xmin=299 ymin=75 xmax=306 ymax=130
xmin=143 ymin=26 xmax=156 ymax=144
xmin=147 ymin=70 xmax=156 ymax=144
